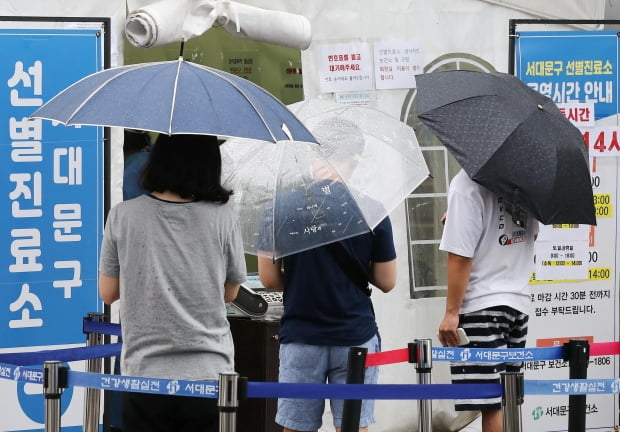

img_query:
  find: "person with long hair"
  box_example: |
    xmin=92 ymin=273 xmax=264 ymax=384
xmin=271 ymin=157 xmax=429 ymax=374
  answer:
xmin=99 ymin=133 xmax=247 ymax=432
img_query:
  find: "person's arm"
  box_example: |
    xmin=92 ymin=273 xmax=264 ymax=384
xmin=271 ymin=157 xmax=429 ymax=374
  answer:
xmin=370 ymin=259 xmax=396 ymax=293
xmin=224 ymin=281 xmax=240 ymax=303
xmin=438 ymin=252 xmax=473 ymax=347
xmin=258 ymin=256 xmax=285 ymax=291
xmin=99 ymin=274 xmax=120 ymax=305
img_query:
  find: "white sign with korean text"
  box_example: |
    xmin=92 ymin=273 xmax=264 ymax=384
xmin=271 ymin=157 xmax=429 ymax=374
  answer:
xmin=517 ymin=29 xmax=619 ymax=431
xmin=373 ymin=41 xmax=423 ymax=90
xmin=317 ymin=41 xmax=373 ymax=93
xmin=534 ymin=224 xmax=591 ymax=282
xmin=335 ymin=91 xmax=374 ymax=107
xmin=535 ymin=239 xmax=589 ymax=281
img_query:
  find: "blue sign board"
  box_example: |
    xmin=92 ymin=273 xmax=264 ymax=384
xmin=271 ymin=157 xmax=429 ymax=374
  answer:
xmin=515 ymin=30 xmax=620 ymax=120
xmin=0 ymin=23 xmax=107 ymax=432
xmin=0 ymin=27 xmax=105 ymax=348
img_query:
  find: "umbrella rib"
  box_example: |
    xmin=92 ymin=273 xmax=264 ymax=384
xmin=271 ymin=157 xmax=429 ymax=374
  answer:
xmin=169 ymin=58 xmax=183 ymax=135
xmin=192 ymin=63 xmax=280 ymax=143
xmin=269 ymin=142 xmax=288 ymax=258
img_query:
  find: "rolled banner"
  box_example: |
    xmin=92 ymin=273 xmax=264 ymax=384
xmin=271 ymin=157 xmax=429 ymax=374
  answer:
xmin=217 ymin=2 xmax=312 ymax=50
xmin=125 ymin=0 xmax=219 ymax=48
xmin=125 ymin=0 xmax=312 ymax=50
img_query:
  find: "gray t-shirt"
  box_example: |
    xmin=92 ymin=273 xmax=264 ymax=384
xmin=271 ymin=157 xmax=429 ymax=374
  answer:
xmin=99 ymin=194 xmax=247 ymax=380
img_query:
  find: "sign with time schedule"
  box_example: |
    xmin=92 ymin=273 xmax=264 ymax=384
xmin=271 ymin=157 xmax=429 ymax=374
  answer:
xmin=516 ymin=29 xmax=619 ymax=432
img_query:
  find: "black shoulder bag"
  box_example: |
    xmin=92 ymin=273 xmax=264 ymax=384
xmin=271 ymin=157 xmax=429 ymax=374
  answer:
xmin=327 ymin=241 xmax=372 ymax=297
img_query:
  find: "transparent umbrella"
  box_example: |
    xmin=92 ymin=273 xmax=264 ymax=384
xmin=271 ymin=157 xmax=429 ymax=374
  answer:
xmin=221 ymin=98 xmax=430 ymax=259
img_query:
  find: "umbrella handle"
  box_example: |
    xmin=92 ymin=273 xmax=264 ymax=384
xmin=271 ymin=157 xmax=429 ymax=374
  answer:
xmin=506 ymin=191 xmax=528 ymax=230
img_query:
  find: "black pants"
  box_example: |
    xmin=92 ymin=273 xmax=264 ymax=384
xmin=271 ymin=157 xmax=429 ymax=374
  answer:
xmin=122 ymin=392 xmax=218 ymax=432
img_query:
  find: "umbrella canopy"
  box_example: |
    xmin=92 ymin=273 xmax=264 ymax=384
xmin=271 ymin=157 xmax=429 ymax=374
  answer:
xmin=221 ymin=98 xmax=430 ymax=259
xmin=416 ymin=69 xmax=596 ymax=226
xmin=30 ymin=57 xmax=316 ymax=143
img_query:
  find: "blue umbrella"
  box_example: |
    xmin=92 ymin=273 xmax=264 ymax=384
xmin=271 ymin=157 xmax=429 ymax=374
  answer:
xmin=30 ymin=57 xmax=317 ymax=143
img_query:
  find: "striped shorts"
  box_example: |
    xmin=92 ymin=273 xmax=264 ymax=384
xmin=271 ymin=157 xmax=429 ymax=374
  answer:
xmin=450 ymin=305 xmax=528 ymax=411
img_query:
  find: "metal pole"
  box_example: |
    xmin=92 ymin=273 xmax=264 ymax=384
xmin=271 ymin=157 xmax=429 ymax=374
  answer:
xmin=501 ymin=372 xmax=524 ymax=432
xmin=341 ymin=346 xmax=367 ymax=432
xmin=410 ymin=339 xmax=433 ymax=432
xmin=44 ymin=361 xmax=67 ymax=432
xmin=564 ymin=339 xmax=590 ymax=432
xmin=218 ymin=372 xmax=239 ymax=432
xmin=83 ymin=312 xmax=105 ymax=432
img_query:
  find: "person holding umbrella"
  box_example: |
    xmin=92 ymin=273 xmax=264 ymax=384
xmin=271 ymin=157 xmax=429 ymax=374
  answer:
xmin=437 ymin=169 xmax=538 ymax=432
xmin=122 ymin=128 xmax=152 ymax=200
xmin=257 ymin=121 xmax=397 ymax=432
xmin=98 ymin=133 xmax=247 ymax=432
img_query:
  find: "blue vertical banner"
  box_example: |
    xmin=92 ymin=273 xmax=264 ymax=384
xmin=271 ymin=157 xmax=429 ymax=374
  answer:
xmin=0 ymin=19 xmax=107 ymax=432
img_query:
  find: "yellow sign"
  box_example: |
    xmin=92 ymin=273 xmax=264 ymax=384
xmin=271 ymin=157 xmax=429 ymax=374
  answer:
xmin=530 ymin=267 xmax=611 ymax=284
xmin=594 ymin=193 xmax=613 ymax=218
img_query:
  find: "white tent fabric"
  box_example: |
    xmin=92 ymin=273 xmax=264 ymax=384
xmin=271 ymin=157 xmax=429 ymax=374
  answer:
xmin=125 ymin=0 xmax=312 ymax=49
xmin=479 ymin=0 xmax=605 ymax=23
xmin=0 ymin=1 xmax=609 ymax=431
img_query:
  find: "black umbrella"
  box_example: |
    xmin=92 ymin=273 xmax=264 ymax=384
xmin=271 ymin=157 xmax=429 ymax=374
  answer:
xmin=416 ymin=70 xmax=596 ymax=226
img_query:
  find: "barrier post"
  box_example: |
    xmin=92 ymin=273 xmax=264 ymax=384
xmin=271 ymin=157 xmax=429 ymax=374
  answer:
xmin=563 ymin=338 xmax=590 ymax=432
xmin=501 ymin=372 xmax=523 ymax=432
xmin=218 ymin=372 xmax=239 ymax=432
xmin=409 ymin=339 xmax=433 ymax=432
xmin=341 ymin=346 xmax=368 ymax=432
xmin=44 ymin=360 xmax=68 ymax=432
xmin=83 ymin=312 xmax=105 ymax=432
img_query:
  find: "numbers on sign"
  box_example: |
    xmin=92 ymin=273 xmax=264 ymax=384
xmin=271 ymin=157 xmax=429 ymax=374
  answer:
xmin=588 ymin=268 xmax=611 ymax=280
xmin=595 ymin=206 xmax=610 ymax=217
xmin=588 ymin=251 xmax=598 ymax=263
xmin=593 ymin=194 xmax=610 ymax=205
xmin=592 ymin=356 xmax=611 ymax=366
xmin=593 ymin=194 xmax=613 ymax=218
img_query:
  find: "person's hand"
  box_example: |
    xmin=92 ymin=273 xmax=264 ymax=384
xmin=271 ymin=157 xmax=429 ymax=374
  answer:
xmin=437 ymin=313 xmax=460 ymax=347
xmin=440 ymin=212 xmax=447 ymax=225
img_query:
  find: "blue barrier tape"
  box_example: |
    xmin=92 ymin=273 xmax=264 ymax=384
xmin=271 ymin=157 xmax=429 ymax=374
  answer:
xmin=247 ymin=382 xmax=502 ymax=400
xmin=56 ymin=374 xmax=620 ymax=397
xmin=64 ymin=369 xmax=503 ymax=400
xmin=68 ymin=370 xmax=219 ymax=398
xmin=0 ymin=363 xmax=44 ymax=384
xmin=432 ymin=346 xmax=563 ymax=362
xmin=525 ymin=379 xmax=620 ymax=395
xmin=0 ymin=343 xmax=121 ymax=366
xmin=83 ymin=320 xmax=122 ymax=337
xmin=3 ymin=362 xmax=620 ymax=397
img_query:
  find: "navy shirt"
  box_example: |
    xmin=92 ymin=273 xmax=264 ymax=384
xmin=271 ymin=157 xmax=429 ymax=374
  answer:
xmin=279 ymin=216 xmax=395 ymax=346
xmin=123 ymin=151 xmax=150 ymax=200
